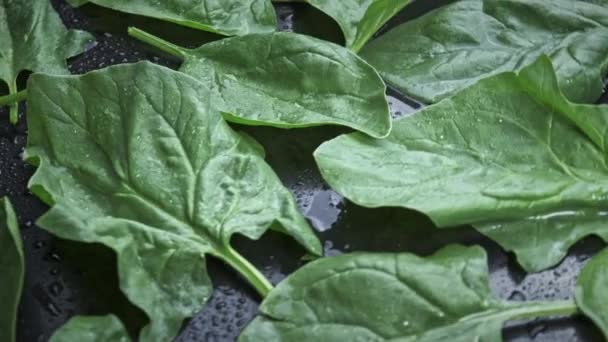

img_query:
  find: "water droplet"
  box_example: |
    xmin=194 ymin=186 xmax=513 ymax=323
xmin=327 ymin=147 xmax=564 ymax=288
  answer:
xmin=508 ymin=290 xmax=526 ymax=301
xmin=48 ymin=282 xmax=64 ymax=296
xmin=47 ymin=302 xmax=61 ymax=317
xmin=529 ymin=324 xmax=546 ymax=338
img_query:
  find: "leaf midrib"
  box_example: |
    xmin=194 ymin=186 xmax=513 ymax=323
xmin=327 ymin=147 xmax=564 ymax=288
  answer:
xmin=38 ymin=85 xmax=236 ymax=256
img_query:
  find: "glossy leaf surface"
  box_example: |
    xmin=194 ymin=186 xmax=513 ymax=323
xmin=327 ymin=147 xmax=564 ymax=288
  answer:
xmin=240 ymin=245 xmax=578 ymax=341
xmin=576 ymin=248 xmax=608 ymax=339
xmin=360 ymin=0 xmax=608 ymax=103
xmin=315 ymin=57 xmax=608 ymax=271
xmin=0 ymin=0 xmax=92 ymax=123
xmin=50 ymin=315 xmax=130 ymax=342
xmin=25 ymin=62 xmax=321 ymax=341
xmin=131 ymin=30 xmax=391 ymax=138
xmin=0 ymin=198 xmax=23 ymax=342
xmin=65 ymin=0 xmax=276 ymax=36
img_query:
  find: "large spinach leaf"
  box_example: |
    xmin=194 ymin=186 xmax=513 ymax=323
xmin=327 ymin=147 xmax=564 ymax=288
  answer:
xmin=25 ymin=62 xmax=321 ymax=341
xmin=576 ymin=248 xmax=608 ymax=339
xmin=129 ymin=29 xmax=391 ymax=138
xmin=65 ymin=0 xmax=275 ymax=36
xmin=278 ymin=0 xmax=412 ymax=52
xmin=314 ymin=56 xmax=608 ymax=272
xmin=50 ymin=315 xmax=130 ymax=342
xmin=0 ymin=0 xmax=92 ymax=124
xmin=360 ymin=0 xmax=608 ymax=104
xmin=240 ymin=245 xmax=581 ymax=341
xmin=0 ymin=198 xmax=23 ymax=342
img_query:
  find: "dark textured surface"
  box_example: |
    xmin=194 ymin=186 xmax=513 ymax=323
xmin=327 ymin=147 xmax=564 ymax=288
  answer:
xmin=0 ymin=0 xmax=605 ymax=341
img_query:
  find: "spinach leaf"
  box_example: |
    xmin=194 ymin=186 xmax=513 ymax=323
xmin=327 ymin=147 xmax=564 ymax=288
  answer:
xmin=0 ymin=0 xmax=92 ymax=124
xmin=278 ymin=0 xmax=412 ymax=52
xmin=25 ymin=62 xmax=321 ymax=341
xmin=360 ymin=0 xmax=608 ymax=104
xmin=64 ymin=0 xmax=276 ymax=36
xmin=50 ymin=315 xmax=130 ymax=342
xmin=240 ymin=245 xmax=579 ymax=341
xmin=129 ymin=29 xmax=391 ymax=138
xmin=576 ymin=248 xmax=608 ymax=338
xmin=0 ymin=198 xmax=23 ymax=342
xmin=314 ymin=56 xmax=608 ymax=272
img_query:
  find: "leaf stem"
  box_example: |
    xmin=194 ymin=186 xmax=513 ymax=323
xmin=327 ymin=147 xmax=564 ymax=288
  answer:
xmin=6 ymin=81 xmax=22 ymax=124
xmin=0 ymin=89 xmax=27 ymax=107
xmin=127 ymin=27 xmax=188 ymax=60
xmin=509 ymin=299 xmax=579 ymax=320
xmin=216 ymin=244 xmax=273 ymax=297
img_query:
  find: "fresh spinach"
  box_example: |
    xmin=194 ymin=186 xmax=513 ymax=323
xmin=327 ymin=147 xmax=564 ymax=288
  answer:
xmin=50 ymin=315 xmax=130 ymax=342
xmin=240 ymin=245 xmax=585 ymax=341
xmin=25 ymin=62 xmax=321 ymax=341
xmin=128 ymin=28 xmax=392 ymax=138
xmin=360 ymin=0 xmax=608 ymax=104
xmin=65 ymin=0 xmax=276 ymax=36
xmin=315 ymin=56 xmax=608 ymax=272
xmin=277 ymin=0 xmax=412 ymax=52
xmin=54 ymin=244 xmax=608 ymax=341
xmin=576 ymin=248 xmax=608 ymax=339
xmin=0 ymin=198 xmax=23 ymax=342
xmin=0 ymin=0 xmax=92 ymax=124
xmin=8 ymin=1 xmax=608 ymax=340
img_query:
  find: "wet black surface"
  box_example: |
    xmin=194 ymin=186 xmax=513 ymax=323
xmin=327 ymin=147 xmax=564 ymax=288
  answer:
xmin=0 ymin=0 xmax=606 ymax=341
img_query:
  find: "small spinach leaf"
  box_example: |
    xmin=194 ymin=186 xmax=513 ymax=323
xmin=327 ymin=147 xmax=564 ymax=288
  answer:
xmin=25 ymin=62 xmax=321 ymax=341
xmin=360 ymin=0 xmax=608 ymax=103
xmin=129 ymin=29 xmax=391 ymax=138
xmin=575 ymin=248 xmax=608 ymax=338
xmin=0 ymin=198 xmax=23 ymax=342
xmin=0 ymin=0 xmax=92 ymax=123
xmin=240 ymin=245 xmax=579 ymax=341
xmin=281 ymin=0 xmax=412 ymax=52
xmin=64 ymin=0 xmax=276 ymax=36
xmin=314 ymin=56 xmax=608 ymax=272
xmin=50 ymin=315 xmax=130 ymax=342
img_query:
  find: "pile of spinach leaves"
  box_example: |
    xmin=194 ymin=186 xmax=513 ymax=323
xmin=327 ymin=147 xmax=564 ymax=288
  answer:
xmin=1 ymin=0 xmax=607 ymax=341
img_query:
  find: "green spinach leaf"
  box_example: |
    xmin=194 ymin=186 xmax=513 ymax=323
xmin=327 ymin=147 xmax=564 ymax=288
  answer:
xmin=0 ymin=0 xmax=92 ymax=124
xmin=64 ymin=0 xmax=276 ymax=36
xmin=25 ymin=62 xmax=321 ymax=341
xmin=129 ymin=29 xmax=391 ymax=138
xmin=314 ymin=56 xmax=608 ymax=272
xmin=0 ymin=198 xmax=23 ymax=342
xmin=360 ymin=0 xmax=608 ymax=104
xmin=240 ymin=245 xmax=579 ymax=341
xmin=50 ymin=315 xmax=130 ymax=342
xmin=576 ymin=248 xmax=608 ymax=338
xmin=278 ymin=0 xmax=412 ymax=52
